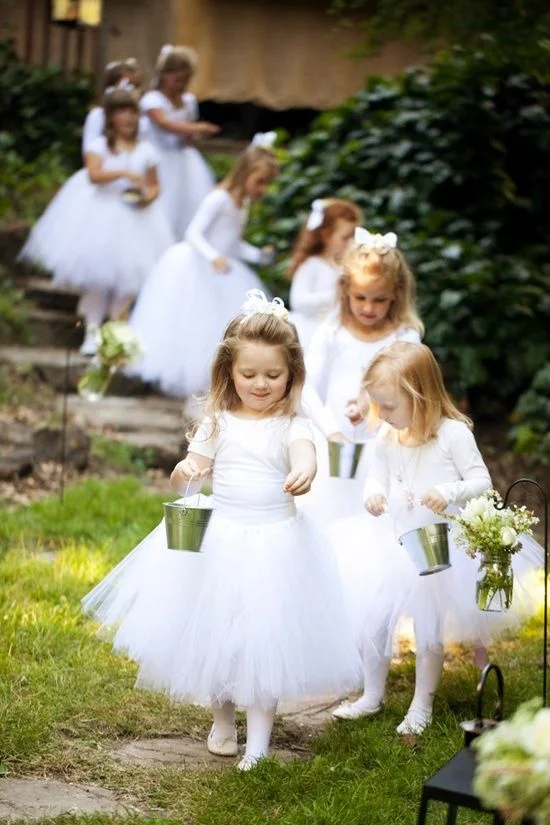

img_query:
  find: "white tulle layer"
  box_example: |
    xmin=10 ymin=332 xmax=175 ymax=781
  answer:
xmin=19 ymin=169 xmax=174 ymax=297
xmin=330 ymin=513 xmax=545 ymax=658
xmin=128 ymin=242 xmax=267 ymax=397
xmin=156 ymin=147 xmax=214 ymax=239
xmin=83 ymin=509 xmax=361 ymax=709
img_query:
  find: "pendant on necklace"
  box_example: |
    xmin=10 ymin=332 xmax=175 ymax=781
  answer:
xmin=405 ymin=489 xmax=415 ymax=511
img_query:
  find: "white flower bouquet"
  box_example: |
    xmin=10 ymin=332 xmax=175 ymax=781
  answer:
xmin=449 ymin=491 xmax=538 ymax=611
xmin=78 ymin=321 xmax=143 ymax=402
xmin=473 ymin=699 xmax=550 ymax=824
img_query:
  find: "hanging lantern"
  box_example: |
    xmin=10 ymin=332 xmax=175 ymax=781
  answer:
xmin=51 ymin=0 xmax=103 ymax=27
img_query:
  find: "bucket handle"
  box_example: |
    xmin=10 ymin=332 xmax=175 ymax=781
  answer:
xmin=475 ymin=662 xmax=504 ymax=725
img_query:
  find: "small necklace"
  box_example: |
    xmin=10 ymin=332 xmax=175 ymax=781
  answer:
xmin=396 ymin=438 xmax=421 ymax=511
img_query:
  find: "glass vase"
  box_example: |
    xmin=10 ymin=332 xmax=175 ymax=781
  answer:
xmin=77 ymin=364 xmax=116 ymax=402
xmin=475 ymin=552 xmax=514 ymax=612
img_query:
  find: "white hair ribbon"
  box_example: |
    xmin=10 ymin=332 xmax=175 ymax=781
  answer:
xmin=306 ymin=199 xmax=325 ymax=231
xmin=250 ymin=131 xmax=277 ymax=150
xmin=354 ymin=227 xmax=398 ymax=251
xmin=105 ymin=60 xmax=121 ymax=71
xmin=240 ymin=289 xmax=289 ymax=322
xmin=117 ymin=78 xmax=135 ymax=90
xmin=160 ymin=44 xmax=174 ymax=57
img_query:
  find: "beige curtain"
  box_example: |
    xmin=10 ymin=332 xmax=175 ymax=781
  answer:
xmin=176 ymin=0 xmax=424 ymax=110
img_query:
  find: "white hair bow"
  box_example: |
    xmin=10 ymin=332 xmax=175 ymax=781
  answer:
xmin=354 ymin=227 xmax=398 ymax=251
xmin=250 ymin=131 xmax=277 ymax=150
xmin=241 ymin=289 xmax=289 ymax=322
xmin=160 ymin=44 xmax=173 ymax=57
xmin=105 ymin=60 xmax=121 ymax=71
xmin=306 ymin=199 xmax=325 ymax=231
xmin=105 ymin=78 xmax=136 ymax=95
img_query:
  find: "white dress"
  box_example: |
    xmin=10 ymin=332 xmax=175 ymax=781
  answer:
xmin=299 ymin=322 xmax=422 ymax=524
xmin=129 ymin=188 xmax=269 ymax=398
xmin=82 ymin=414 xmax=360 ymax=710
xmin=19 ymin=137 xmax=174 ymax=298
xmin=81 ymin=107 xmax=150 ymax=156
xmin=331 ymin=419 xmax=545 ymax=657
xmin=289 ymin=256 xmax=341 ymax=349
xmin=140 ymin=90 xmax=214 ymax=239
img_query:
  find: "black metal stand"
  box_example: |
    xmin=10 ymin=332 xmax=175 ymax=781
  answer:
xmin=503 ymin=478 xmax=548 ymax=706
xmin=59 ymin=320 xmax=83 ymax=503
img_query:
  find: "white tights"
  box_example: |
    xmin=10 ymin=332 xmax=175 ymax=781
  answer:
xmin=357 ymin=624 xmax=445 ymax=716
xmin=78 ymin=289 xmax=134 ymax=328
xmin=211 ymin=700 xmax=277 ymax=759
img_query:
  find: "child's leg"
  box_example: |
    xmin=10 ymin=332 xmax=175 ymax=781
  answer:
xmin=206 ymin=700 xmax=238 ymax=757
xmin=333 ymin=628 xmax=391 ymax=719
xmin=474 ymin=644 xmax=488 ymax=669
xmin=78 ymin=289 xmax=109 ymax=355
xmin=108 ymin=292 xmax=135 ymax=321
xmin=238 ymin=703 xmax=277 ymax=771
xmin=397 ymin=623 xmax=444 ymax=735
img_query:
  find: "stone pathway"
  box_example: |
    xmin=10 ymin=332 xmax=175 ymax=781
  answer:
xmin=0 ymin=696 xmax=343 ymax=819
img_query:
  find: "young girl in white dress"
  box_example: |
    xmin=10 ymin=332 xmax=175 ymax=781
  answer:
xmin=331 ymin=342 xmax=544 ymax=733
xmin=300 ymin=229 xmax=423 ymax=523
xmin=19 ymin=88 xmax=174 ymax=356
xmin=82 ymin=58 xmax=145 ymax=156
xmin=129 ymin=137 xmax=278 ymax=399
xmin=82 ymin=290 xmax=359 ymax=770
xmin=288 ymin=198 xmax=362 ymax=349
xmin=140 ymin=45 xmax=220 ymax=239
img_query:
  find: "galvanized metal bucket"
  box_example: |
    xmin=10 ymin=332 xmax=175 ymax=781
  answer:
xmin=163 ymin=500 xmax=213 ymax=552
xmin=328 ymin=441 xmax=364 ymax=479
xmin=399 ymin=522 xmax=451 ymax=576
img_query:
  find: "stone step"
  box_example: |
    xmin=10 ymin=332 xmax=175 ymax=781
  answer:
xmin=19 ymin=275 xmax=80 ymax=313
xmin=0 ymin=345 xmax=150 ymax=396
xmin=28 ymin=307 xmax=82 ymax=348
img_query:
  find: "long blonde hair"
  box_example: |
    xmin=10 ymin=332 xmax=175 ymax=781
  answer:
xmin=338 ymin=244 xmax=424 ymax=335
xmin=221 ymin=147 xmax=278 ymax=204
xmin=196 ymin=311 xmax=305 ymax=440
xmin=288 ymin=199 xmax=363 ymax=277
xmin=362 ymin=342 xmax=471 ymax=443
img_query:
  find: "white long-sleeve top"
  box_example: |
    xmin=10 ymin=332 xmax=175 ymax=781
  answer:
xmin=363 ymin=418 xmax=492 ymax=534
xmin=289 ymin=256 xmax=341 ymax=349
xmin=304 ymin=321 xmax=421 ymax=439
xmin=184 ymin=188 xmax=263 ymax=264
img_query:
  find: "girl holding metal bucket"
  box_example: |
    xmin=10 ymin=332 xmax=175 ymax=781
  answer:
xmin=299 ymin=228 xmax=423 ymax=525
xmin=82 ymin=289 xmax=359 ymax=771
xmin=331 ymin=342 xmax=544 ymax=735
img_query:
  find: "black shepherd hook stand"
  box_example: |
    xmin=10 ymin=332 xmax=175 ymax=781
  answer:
xmin=503 ymin=478 xmax=548 ymax=706
xmin=59 ymin=319 xmax=84 ymax=503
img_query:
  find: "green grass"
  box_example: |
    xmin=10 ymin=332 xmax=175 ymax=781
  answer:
xmin=0 ymin=477 xmax=547 ymax=823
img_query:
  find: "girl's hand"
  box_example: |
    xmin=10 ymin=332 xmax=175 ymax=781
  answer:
xmin=345 ymin=400 xmax=364 ymax=426
xmin=125 ymin=171 xmax=145 ymax=186
xmin=212 ymin=256 xmax=231 ymax=273
xmin=420 ymin=489 xmax=448 ymax=514
xmin=170 ymin=458 xmax=211 ymax=485
xmin=192 ymin=121 xmax=220 ymax=138
xmin=328 ymin=431 xmax=349 ymax=444
xmin=284 ymin=468 xmax=315 ymax=496
xmin=260 ymin=245 xmax=275 ymax=266
xmin=365 ymin=494 xmax=388 ymax=516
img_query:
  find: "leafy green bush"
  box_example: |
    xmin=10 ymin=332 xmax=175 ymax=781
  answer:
xmin=510 ymin=363 xmax=550 ymax=463
xmin=248 ymin=44 xmax=550 ymax=413
xmin=0 ymin=267 xmax=29 ymax=345
xmin=0 ymin=39 xmax=93 ymax=169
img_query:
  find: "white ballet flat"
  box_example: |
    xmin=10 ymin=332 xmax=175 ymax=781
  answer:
xmin=396 ymin=708 xmax=433 ymax=736
xmin=79 ymin=328 xmax=99 ymax=357
xmin=206 ymin=725 xmax=239 ymax=757
xmin=332 ymin=699 xmax=383 ymax=720
xmin=237 ymin=754 xmax=264 ymax=771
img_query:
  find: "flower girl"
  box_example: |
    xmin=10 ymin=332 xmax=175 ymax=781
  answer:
xmin=288 ymin=198 xmax=362 ymax=348
xmin=19 ymin=88 xmax=174 ymax=355
xmin=83 ymin=290 xmax=359 ymax=770
xmin=129 ymin=134 xmax=278 ymax=398
xmin=140 ymin=44 xmax=220 ymax=238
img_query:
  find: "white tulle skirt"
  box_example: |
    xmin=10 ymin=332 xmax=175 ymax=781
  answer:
xmin=156 ymin=146 xmax=214 ymax=240
xmin=19 ymin=169 xmax=174 ymax=297
xmin=330 ymin=512 xmax=545 ymax=658
xmin=128 ymin=241 xmax=268 ymax=398
xmin=82 ymin=505 xmax=361 ymax=709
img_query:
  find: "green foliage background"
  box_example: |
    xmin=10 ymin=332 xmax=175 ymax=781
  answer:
xmin=248 ymin=43 xmax=550 ymax=454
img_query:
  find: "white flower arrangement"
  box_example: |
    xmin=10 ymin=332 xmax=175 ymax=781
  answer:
xmin=449 ymin=490 xmax=538 ymax=610
xmin=473 ymin=699 xmax=550 ymax=824
xmin=78 ymin=321 xmax=143 ymax=402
